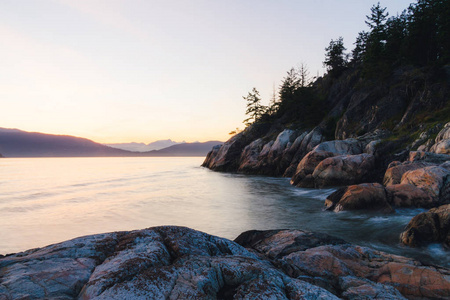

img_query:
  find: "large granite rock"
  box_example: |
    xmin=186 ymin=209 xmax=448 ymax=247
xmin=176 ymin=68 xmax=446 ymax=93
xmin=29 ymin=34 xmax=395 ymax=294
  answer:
xmin=383 ymin=161 xmax=432 ymax=186
xmin=238 ymin=129 xmax=300 ymax=176
xmin=236 ymin=138 xmax=266 ymax=173
xmin=324 ymin=183 xmax=394 ymax=213
xmin=431 ymin=139 xmax=450 ymax=155
xmin=400 ymin=165 xmax=450 ymax=204
xmin=202 ymin=123 xmax=270 ymax=172
xmin=386 ymin=183 xmax=435 ymax=208
xmin=236 ymin=229 xmax=450 ymax=299
xmin=400 ymin=204 xmax=450 ymax=248
xmin=312 ymin=153 xmax=375 ymax=188
xmin=0 ymin=226 xmax=337 ymax=300
xmin=430 ymin=122 xmax=450 ymax=154
xmin=408 ymin=151 xmax=450 ymax=164
xmin=2 ymin=226 xmax=450 ymax=299
xmin=290 ymin=150 xmax=335 ymax=187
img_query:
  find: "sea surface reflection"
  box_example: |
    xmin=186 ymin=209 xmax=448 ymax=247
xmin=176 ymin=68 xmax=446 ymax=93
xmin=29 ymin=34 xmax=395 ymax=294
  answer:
xmin=0 ymin=157 xmax=447 ymax=267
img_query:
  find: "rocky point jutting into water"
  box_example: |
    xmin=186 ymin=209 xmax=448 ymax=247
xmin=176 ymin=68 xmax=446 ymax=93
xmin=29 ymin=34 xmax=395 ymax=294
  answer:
xmin=203 ymin=63 xmax=450 ymax=249
xmin=1 ymin=226 xmax=449 ymax=299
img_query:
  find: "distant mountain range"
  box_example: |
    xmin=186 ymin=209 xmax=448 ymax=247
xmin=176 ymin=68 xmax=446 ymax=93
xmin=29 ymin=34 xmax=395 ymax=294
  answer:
xmin=0 ymin=128 xmax=222 ymax=158
xmin=106 ymin=139 xmax=184 ymax=152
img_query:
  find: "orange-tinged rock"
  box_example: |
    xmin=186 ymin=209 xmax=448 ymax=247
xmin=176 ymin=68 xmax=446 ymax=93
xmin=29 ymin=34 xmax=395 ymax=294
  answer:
xmin=325 ymin=183 xmax=394 ymax=213
xmin=386 ymin=183 xmax=435 ymax=208
xmin=401 ymin=165 xmax=449 ymax=200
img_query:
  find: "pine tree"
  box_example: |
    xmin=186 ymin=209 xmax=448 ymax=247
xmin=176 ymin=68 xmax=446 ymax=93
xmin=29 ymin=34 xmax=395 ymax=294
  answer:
xmin=323 ymin=37 xmax=347 ymax=77
xmin=243 ymin=88 xmax=265 ymax=126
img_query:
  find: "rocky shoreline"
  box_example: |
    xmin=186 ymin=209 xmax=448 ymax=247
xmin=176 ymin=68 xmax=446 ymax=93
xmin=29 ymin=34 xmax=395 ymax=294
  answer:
xmin=203 ymin=122 xmax=450 ymax=249
xmin=1 ymin=226 xmax=449 ymax=299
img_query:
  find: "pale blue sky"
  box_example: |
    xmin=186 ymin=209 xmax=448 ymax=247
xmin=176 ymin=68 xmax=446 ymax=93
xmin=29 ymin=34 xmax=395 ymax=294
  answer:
xmin=0 ymin=0 xmax=413 ymax=143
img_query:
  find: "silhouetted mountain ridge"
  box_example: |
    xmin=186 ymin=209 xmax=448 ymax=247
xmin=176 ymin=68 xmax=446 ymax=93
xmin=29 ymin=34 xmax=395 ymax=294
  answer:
xmin=0 ymin=128 xmax=222 ymax=157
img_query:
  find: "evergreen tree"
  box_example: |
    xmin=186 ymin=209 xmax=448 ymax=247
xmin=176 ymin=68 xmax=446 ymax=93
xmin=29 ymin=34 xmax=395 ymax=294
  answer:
xmin=243 ymin=88 xmax=265 ymax=126
xmin=323 ymin=37 xmax=347 ymax=77
xmin=298 ymin=63 xmax=310 ymax=88
xmin=365 ymin=2 xmax=389 ymax=33
xmin=384 ymin=12 xmax=408 ymax=65
xmin=352 ymin=31 xmax=369 ymax=63
xmin=364 ymin=3 xmax=389 ymax=63
xmin=279 ymin=68 xmax=300 ymax=103
xmin=406 ymin=0 xmax=450 ymax=65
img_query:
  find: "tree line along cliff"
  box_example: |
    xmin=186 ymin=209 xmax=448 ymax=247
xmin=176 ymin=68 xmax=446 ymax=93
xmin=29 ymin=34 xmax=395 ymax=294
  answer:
xmin=204 ymin=0 xmax=450 ymax=177
xmin=203 ymin=0 xmax=450 ymax=249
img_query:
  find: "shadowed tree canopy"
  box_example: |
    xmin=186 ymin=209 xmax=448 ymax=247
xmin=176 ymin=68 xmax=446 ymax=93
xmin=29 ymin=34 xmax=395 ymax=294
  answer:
xmin=323 ymin=37 xmax=348 ymax=77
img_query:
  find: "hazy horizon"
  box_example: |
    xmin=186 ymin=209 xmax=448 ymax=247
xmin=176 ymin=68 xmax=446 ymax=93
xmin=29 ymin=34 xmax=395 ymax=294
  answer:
xmin=0 ymin=126 xmax=219 ymax=145
xmin=1 ymin=0 xmax=412 ymax=143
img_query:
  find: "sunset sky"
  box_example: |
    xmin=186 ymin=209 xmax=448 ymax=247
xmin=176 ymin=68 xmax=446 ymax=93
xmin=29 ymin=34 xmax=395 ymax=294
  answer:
xmin=0 ymin=0 xmax=413 ymax=143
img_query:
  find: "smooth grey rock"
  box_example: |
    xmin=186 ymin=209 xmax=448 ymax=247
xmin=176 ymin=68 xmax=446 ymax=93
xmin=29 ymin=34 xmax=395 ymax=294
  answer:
xmin=0 ymin=226 xmax=338 ymax=300
xmin=312 ymin=138 xmax=363 ymax=155
xmin=431 ymin=139 xmax=450 ymax=155
xmin=409 ymin=151 xmax=450 ymax=164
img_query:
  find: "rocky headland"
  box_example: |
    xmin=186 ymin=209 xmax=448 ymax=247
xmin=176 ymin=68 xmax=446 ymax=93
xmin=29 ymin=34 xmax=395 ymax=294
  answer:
xmin=203 ymin=64 xmax=450 ymax=250
xmin=1 ymin=226 xmax=449 ymax=299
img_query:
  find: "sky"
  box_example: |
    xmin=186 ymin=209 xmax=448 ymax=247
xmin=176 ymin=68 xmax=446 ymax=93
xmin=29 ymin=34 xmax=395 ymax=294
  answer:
xmin=0 ymin=0 xmax=414 ymax=143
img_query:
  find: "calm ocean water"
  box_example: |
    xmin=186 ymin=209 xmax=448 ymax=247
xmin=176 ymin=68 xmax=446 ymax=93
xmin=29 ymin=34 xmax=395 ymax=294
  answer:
xmin=0 ymin=157 xmax=448 ymax=267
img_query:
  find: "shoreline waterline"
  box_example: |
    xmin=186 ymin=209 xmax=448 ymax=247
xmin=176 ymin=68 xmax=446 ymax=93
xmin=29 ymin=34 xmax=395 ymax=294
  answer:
xmin=0 ymin=157 xmax=447 ymax=267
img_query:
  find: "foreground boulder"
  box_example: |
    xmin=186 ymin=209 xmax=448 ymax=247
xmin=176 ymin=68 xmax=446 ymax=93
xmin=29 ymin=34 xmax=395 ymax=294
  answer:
xmin=2 ymin=226 xmax=449 ymax=299
xmin=236 ymin=229 xmax=450 ymax=299
xmin=400 ymin=204 xmax=450 ymax=247
xmin=0 ymin=226 xmax=337 ymax=300
xmin=324 ymin=183 xmax=394 ymax=213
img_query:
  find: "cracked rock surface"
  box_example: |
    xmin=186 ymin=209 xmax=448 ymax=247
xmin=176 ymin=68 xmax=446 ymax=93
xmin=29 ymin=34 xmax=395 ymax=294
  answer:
xmin=1 ymin=226 xmax=449 ymax=299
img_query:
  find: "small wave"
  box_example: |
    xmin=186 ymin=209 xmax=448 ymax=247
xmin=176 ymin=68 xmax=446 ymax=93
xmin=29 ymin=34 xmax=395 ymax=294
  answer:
xmin=368 ymin=216 xmax=389 ymax=223
xmin=293 ymin=188 xmax=336 ymax=200
xmin=426 ymin=243 xmax=447 ymax=256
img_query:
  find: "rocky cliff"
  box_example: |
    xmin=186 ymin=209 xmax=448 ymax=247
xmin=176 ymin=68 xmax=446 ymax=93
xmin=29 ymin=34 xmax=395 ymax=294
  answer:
xmin=1 ymin=226 xmax=449 ymax=299
xmin=203 ymin=66 xmax=450 ymax=248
